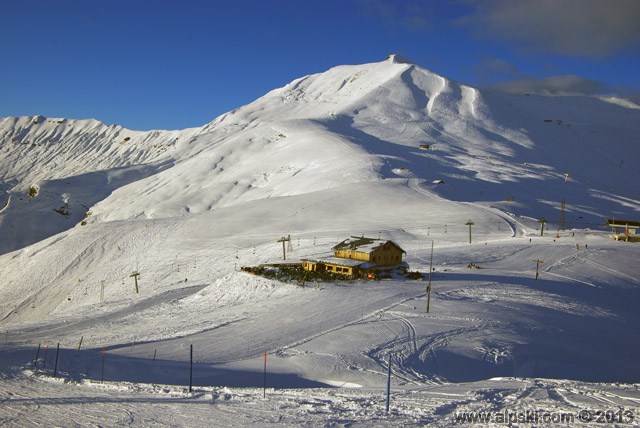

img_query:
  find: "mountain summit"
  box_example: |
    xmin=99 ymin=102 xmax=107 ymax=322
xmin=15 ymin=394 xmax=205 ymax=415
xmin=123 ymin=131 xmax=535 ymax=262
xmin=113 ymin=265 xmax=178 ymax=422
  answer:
xmin=387 ymin=53 xmax=413 ymax=64
xmin=0 ymin=57 xmax=639 ymax=254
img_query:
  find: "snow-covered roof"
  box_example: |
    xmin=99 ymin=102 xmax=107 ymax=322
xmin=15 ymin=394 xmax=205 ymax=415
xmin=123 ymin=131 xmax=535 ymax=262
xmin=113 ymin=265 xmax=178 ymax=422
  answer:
xmin=606 ymin=219 xmax=640 ymax=228
xmin=332 ymin=237 xmax=405 ymax=254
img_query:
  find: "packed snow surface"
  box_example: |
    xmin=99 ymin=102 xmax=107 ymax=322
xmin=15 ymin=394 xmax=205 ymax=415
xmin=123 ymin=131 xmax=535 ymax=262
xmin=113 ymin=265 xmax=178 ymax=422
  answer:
xmin=1 ymin=56 xmax=639 ymax=426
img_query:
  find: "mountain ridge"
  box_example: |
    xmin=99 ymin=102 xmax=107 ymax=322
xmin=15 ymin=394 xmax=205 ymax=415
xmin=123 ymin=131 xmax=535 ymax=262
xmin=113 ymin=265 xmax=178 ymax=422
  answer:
xmin=1 ymin=56 xmax=639 ymax=254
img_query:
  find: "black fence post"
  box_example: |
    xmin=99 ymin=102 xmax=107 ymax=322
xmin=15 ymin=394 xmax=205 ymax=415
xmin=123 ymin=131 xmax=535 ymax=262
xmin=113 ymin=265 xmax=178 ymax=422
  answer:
xmin=263 ymin=351 xmax=267 ymax=398
xmin=33 ymin=343 xmax=41 ymax=368
xmin=385 ymin=354 xmax=392 ymax=414
xmin=53 ymin=343 xmax=60 ymax=378
xmin=189 ymin=344 xmax=193 ymax=393
xmin=101 ymin=347 xmax=106 ymax=382
xmin=76 ymin=336 xmax=83 ymax=357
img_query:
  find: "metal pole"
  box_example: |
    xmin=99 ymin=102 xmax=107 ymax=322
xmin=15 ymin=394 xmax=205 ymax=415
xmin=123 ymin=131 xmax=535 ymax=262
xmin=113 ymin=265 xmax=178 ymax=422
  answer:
xmin=263 ymin=351 xmax=267 ymax=398
xmin=465 ymin=220 xmax=474 ymax=244
xmin=534 ymin=259 xmax=544 ymax=279
xmin=76 ymin=336 xmax=83 ymax=357
xmin=33 ymin=343 xmax=41 ymax=367
xmin=130 ymin=272 xmax=140 ymax=293
xmin=385 ymin=354 xmax=392 ymax=414
xmin=53 ymin=342 xmax=60 ymax=378
xmin=427 ymin=241 xmax=433 ymax=314
xmin=101 ymin=347 xmax=106 ymax=382
xmin=189 ymin=344 xmax=193 ymax=393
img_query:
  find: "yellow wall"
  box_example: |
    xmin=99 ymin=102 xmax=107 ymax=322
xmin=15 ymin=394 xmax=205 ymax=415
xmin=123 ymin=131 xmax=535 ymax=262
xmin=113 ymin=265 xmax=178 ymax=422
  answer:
xmin=370 ymin=244 xmax=403 ymax=266
xmin=303 ymin=261 xmax=317 ymax=272
xmin=334 ymin=243 xmax=403 ymax=266
xmin=334 ymin=249 xmax=371 ymax=262
xmin=303 ymin=261 xmax=354 ymax=275
xmin=325 ymin=263 xmax=354 ymax=275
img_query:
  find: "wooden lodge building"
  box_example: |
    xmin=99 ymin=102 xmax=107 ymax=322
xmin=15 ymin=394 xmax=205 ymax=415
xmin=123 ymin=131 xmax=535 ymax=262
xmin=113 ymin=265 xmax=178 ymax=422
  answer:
xmin=302 ymin=236 xmax=407 ymax=278
xmin=606 ymin=219 xmax=640 ymax=242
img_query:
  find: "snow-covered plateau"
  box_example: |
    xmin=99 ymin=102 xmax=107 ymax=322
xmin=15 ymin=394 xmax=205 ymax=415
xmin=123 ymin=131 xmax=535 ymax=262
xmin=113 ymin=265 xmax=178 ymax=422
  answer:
xmin=1 ymin=55 xmax=639 ymax=426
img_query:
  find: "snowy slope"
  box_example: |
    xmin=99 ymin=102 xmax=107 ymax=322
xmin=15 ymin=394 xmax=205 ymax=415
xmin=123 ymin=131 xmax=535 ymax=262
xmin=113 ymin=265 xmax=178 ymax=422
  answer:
xmin=1 ymin=55 xmax=639 ymax=426
xmin=2 ymin=54 xmax=638 ymax=251
xmin=0 ymin=115 xmax=202 ymax=253
xmin=89 ymin=54 xmax=640 ymax=224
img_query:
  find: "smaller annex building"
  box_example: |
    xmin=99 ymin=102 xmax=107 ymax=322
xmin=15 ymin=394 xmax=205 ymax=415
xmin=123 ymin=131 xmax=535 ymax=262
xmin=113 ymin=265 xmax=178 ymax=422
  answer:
xmin=606 ymin=219 xmax=640 ymax=242
xmin=302 ymin=236 xmax=407 ymax=278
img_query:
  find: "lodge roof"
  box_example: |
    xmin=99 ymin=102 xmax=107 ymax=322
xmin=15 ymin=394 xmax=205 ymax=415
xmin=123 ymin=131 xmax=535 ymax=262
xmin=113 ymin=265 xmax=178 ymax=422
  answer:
xmin=606 ymin=219 xmax=640 ymax=228
xmin=332 ymin=237 xmax=406 ymax=254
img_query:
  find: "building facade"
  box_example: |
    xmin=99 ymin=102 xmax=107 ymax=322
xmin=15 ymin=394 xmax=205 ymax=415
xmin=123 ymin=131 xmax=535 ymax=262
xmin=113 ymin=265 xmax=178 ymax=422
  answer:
xmin=302 ymin=237 xmax=406 ymax=278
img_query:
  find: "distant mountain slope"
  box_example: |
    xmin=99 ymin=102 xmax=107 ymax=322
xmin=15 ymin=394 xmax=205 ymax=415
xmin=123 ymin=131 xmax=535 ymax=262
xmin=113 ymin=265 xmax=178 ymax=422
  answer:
xmin=0 ymin=116 xmax=201 ymax=253
xmin=1 ymin=55 xmax=639 ymax=254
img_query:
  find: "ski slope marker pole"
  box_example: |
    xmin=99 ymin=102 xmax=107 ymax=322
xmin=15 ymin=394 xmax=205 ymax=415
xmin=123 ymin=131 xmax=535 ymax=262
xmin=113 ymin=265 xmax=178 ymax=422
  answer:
xmin=385 ymin=353 xmax=392 ymax=415
xmin=263 ymin=351 xmax=267 ymax=398
xmin=101 ymin=347 xmax=106 ymax=382
xmin=53 ymin=342 xmax=60 ymax=378
xmin=189 ymin=344 xmax=193 ymax=393
xmin=76 ymin=336 xmax=83 ymax=357
xmin=427 ymin=240 xmax=433 ymax=314
xmin=34 ymin=343 xmax=41 ymax=367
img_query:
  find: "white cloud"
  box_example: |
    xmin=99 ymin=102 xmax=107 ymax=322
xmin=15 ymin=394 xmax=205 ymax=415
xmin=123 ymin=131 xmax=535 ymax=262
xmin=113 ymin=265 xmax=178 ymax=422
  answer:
xmin=491 ymin=74 xmax=607 ymax=95
xmin=458 ymin=0 xmax=640 ymax=57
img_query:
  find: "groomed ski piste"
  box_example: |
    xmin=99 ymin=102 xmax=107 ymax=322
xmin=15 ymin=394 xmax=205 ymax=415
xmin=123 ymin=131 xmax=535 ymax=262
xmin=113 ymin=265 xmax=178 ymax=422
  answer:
xmin=1 ymin=55 xmax=639 ymax=426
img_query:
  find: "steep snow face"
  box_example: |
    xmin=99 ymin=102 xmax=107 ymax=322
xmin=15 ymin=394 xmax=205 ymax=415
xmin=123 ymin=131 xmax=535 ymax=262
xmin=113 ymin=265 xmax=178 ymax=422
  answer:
xmin=94 ymin=57 xmax=640 ymax=226
xmin=1 ymin=56 xmax=640 ymax=254
xmin=0 ymin=116 xmax=200 ymax=184
xmin=0 ymin=116 xmax=202 ymax=253
xmin=196 ymin=57 xmax=639 ymax=229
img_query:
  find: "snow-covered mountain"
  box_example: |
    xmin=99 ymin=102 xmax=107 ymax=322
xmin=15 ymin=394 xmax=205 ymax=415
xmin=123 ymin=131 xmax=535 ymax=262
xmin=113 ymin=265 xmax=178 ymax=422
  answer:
xmin=1 ymin=55 xmax=639 ymax=425
xmin=1 ymin=54 xmax=638 ymax=254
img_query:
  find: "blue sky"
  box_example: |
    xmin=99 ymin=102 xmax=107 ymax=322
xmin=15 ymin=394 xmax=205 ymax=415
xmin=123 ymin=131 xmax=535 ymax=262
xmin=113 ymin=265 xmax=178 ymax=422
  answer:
xmin=1 ymin=0 xmax=638 ymax=130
